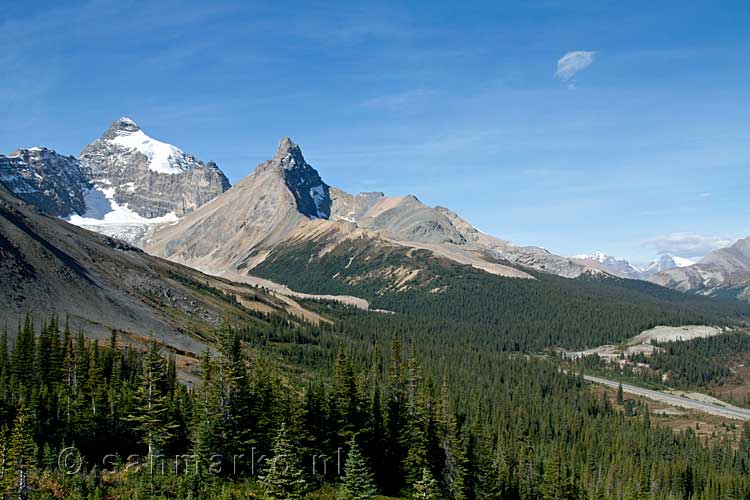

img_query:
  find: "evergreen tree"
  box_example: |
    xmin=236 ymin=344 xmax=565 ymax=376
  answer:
xmin=11 ymin=316 xmax=35 ymax=386
xmin=340 ymin=438 xmax=377 ymax=500
xmin=384 ymin=337 xmax=406 ymax=494
xmin=8 ymin=403 xmax=36 ymax=469
xmin=333 ymin=348 xmax=359 ymax=445
xmin=128 ymin=341 xmax=176 ymax=458
xmin=258 ymin=423 xmax=308 ymax=500
xmin=341 ymin=438 xmax=377 ymax=500
xmin=192 ymin=351 xmax=221 ymax=473
xmin=413 ymin=467 xmax=443 ymax=500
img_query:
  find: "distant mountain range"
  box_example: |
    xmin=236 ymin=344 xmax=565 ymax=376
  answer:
xmin=572 ymin=246 xmax=750 ymax=303
xmin=572 ymin=252 xmax=695 ymax=280
xmin=651 ymin=237 xmax=750 ymax=302
xmin=2 ymin=117 xmax=750 ymax=305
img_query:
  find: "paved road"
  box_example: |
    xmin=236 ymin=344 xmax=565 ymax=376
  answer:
xmin=583 ymin=374 xmax=750 ymax=421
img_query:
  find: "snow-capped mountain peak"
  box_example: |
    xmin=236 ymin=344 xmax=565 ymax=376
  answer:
xmin=572 ymin=251 xmax=621 ymax=265
xmin=112 ymin=116 xmax=140 ymax=132
xmin=105 ymin=118 xmax=195 ymax=175
xmin=645 ymin=254 xmax=695 ymax=274
xmin=673 ymin=256 xmax=696 ymax=267
xmin=0 ymin=117 xmax=231 ymax=245
xmin=572 ymin=252 xmax=645 ymax=279
xmin=79 ymin=117 xmax=230 ymax=220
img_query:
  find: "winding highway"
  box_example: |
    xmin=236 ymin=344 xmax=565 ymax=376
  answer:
xmin=584 ymin=374 xmax=750 ymax=421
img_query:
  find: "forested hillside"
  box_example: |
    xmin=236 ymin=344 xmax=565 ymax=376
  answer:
xmin=577 ymin=332 xmax=750 ymax=393
xmin=252 ymin=239 xmax=750 ymax=350
xmin=1 ymin=313 xmax=749 ymax=499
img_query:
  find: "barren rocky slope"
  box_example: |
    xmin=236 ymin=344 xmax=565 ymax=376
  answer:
xmin=0 ymin=184 xmax=305 ymax=351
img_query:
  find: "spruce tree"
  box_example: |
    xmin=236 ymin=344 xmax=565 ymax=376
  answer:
xmin=11 ymin=315 xmax=35 ymax=386
xmin=192 ymin=351 xmax=221 ymax=473
xmin=333 ymin=349 xmax=359 ymax=444
xmin=128 ymin=341 xmax=177 ymax=459
xmin=340 ymin=438 xmax=377 ymax=500
xmin=8 ymin=403 xmax=36 ymax=469
xmin=413 ymin=467 xmax=443 ymax=500
xmin=258 ymin=423 xmax=308 ymax=500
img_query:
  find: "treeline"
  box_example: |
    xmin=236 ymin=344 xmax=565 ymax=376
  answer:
xmin=575 ymin=333 xmax=750 ymax=390
xmin=3 ymin=315 xmax=750 ymax=499
xmin=647 ymin=332 xmax=750 ymax=388
xmin=251 ymin=239 xmax=749 ymax=351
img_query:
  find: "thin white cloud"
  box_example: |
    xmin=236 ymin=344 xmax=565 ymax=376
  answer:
xmin=555 ymin=51 xmax=596 ymax=82
xmin=643 ymin=232 xmax=735 ymax=259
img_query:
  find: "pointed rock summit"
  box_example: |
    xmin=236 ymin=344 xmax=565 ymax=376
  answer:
xmin=145 ymin=135 xmax=595 ymax=282
xmin=145 ymin=136 xmax=333 ymax=270
xmin=275 ymin=136 xmax=304 ymax=163
xmin=254 ymin=137 xmax=331 ymax=219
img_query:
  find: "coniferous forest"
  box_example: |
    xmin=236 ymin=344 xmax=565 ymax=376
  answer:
xmin=1 ymin=311 xmax=750 ymax=500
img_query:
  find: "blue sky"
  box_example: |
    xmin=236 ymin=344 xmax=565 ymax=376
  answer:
xmin=1 ymin=1 xmax=748 ymax=264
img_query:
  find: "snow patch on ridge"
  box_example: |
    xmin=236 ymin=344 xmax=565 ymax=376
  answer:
xmin=109 ymin=129 xmax=190 ymax=175
xmin=309 ymin=184 xmax=328 ymax=218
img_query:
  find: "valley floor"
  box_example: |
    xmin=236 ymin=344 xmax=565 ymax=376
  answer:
xmin=583 ymin=373 xmax=750 ymax=420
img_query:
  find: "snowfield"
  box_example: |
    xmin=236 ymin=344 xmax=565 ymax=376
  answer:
xmin=110 ymin=128 xmax=191 ymax=175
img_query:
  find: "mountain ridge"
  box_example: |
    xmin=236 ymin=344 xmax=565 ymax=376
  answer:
xmin=572 ymin=251 xmax=695 ymax=280
xmin=653 ymin=236 xmax=750 ymax=302
xmin=144 ymin=136 xmax=595 ymax=284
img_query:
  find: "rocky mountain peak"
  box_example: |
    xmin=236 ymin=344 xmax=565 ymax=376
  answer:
xmin=276 ymin=136 xmax=300 ymax=156
xmin=8 ymin=146 xmax=51 ymax=159
xmin=248 ymin=137 xmax=331 ymax=219
xmin=76 ymin=117 xmax=231 ymax=222
xmin=273 ymin=136 xmax=307 ymax=170
xmin=0 ymin=147 xmax=89 ymax=217
xmin=645 ymin=254 xmax=695 ymax=274
xmin=110 ymin=116 xmax=141 ymax=134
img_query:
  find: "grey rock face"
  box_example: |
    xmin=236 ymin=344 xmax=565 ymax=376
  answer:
xmin=330 ymin=188 xmax=385 ymax=222
xmin=329 ymin=190 xmax=590 ymax=277
xmin=79 ymin=117 xmax=230 ymax=218
xmin=260 ymin=137 xmax=331 ymax=218
xmin=0 ymin=147 xmax=90 ymax=217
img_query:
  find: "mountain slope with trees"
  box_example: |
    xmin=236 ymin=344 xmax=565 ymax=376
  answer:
xmin=252 ymin=237 xmax=750 ymax=350
xmin=0 ymin=314 xmax=748 ymax=499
